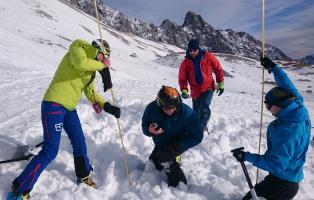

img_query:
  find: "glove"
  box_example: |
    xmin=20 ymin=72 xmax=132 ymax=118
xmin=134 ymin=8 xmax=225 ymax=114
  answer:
xmin=98 ymin=68 xmax=113 ymax=92
xmin=181 ymin=89 xmax=189 ymax=99
xmin=261 ymin=56 xmax=276 ymax=74
xmin=216 ymin=82 xmax=224 ymax=96
xmin=157 ymin=143 xmax=180 ymax=163
xmin=103 ymin=102 xmax=121 ymax=118
xmin=232 ymin=150 xmax=246 ymax=162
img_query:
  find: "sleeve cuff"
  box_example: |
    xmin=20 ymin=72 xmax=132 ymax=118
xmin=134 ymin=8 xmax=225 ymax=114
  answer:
xmin=245 ymin=152 xmax=257 ymax=163
xmin=271 ymin=65 xmax=281 ymax=73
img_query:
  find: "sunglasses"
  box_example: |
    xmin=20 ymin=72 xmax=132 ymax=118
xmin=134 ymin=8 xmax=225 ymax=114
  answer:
xmin=189 ymin=49 xmax=198 ymax=53
xmin=162 ymin=106 xmax=177 ymax=111
xmin=264 ymin=102 xmax=273 ymax=110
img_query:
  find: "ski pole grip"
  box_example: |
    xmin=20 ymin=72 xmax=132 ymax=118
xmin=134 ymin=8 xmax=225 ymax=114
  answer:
xmin=231 ymin=147 xmax=244 ymax=153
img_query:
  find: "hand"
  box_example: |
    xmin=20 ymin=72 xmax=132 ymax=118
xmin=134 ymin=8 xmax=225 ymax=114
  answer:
xmin=261 ymin=56 xmax=276 ymax=73
xmin=181 ymin=89 xmax=189 ymax=99
xmin=156 ymin=145 xmax=176 ymax=163
xmin=232 ymin=150 xmax=246 ymax=162
xmin=216 ymin=82 xmax=224 ymax=96
xmin=92 ymin=102 xmax=102 ymax=114
xmin=103 ymin=102 xmax=121 ymax=118
xmin=103 ymin=57 xmax=111 ymax=68
xmin=149 ymin=123 xmax=164 ymax=135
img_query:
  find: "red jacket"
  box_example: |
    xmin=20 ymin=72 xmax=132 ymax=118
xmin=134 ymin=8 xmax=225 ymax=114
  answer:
xmin=178 ymin=50 xmax=224 ymax=99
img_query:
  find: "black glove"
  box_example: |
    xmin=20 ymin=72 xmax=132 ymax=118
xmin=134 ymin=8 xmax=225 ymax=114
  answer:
xmin=217 ymin=88 xmax=224 ymax=96
xmin=98 ymin=68 xmax=112 ymax=92
xmin=103 ymin=102 xmax=121 ymax=118
xmin=261 ymin=57 xmax=276 ymax=74
xmin=232 ymin=150 xmax=246 ymax=162
xmin=157 ymin=143 xmax=181 ymax=163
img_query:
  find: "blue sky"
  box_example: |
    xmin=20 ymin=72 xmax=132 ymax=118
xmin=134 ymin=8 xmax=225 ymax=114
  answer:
xmin=104 ymin=0 xmax=314 ymax=59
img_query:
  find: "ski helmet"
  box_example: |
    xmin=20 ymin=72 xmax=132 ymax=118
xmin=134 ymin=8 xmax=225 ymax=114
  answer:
xmin=156 ymin=86 xmax=181 ymax=109
xmin=92 ymin=39 xmax=110 ymax=56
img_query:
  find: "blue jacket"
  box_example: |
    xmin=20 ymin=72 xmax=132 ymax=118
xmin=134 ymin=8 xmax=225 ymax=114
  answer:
xmin=246 ymin=66 xmax=311 ymax=183
xmin=142 ymin=101 xmax=203 ymax=154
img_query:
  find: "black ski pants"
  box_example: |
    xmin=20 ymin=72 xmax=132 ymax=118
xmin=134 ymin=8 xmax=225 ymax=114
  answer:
xmin=242 ymin=174 xmax=299 ymax=200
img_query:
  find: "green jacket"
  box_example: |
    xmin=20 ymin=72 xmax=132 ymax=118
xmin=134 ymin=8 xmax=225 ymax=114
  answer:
xmin=44 ymin=39 xmax=105 ymax=111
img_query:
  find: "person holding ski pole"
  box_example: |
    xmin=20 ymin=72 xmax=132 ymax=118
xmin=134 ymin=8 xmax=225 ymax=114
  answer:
xmin=178 ymin=39 xmax=224 ymax=132
xmin=141 ymin=85 xmax=203 ymax=187
xmin=232 ymin=57 xmax=311 ymax=200
xmin=7 ymin=39 xmax=121 ymax=200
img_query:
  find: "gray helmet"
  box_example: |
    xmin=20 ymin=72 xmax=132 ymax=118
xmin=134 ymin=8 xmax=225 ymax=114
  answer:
xmin=92 ymin=39 xmax=110 ymax=56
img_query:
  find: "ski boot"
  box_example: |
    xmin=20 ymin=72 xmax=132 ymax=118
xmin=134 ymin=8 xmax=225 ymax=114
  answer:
xmin=7 ymin=182 xmax=30 ymax=200
xmin=77 ymin=175 xmax=97 ymax=188
xmin=162 ymin=161 xmax=187 ymax=187
xmin=6 ymin=192 xmax=30 ymax=200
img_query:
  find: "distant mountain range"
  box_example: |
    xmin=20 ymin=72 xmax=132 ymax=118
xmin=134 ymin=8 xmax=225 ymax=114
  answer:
xmin=300 ymin=54 xmax=314 ymax=65
xmin=63 ymin=0 xmax=291 ymax=61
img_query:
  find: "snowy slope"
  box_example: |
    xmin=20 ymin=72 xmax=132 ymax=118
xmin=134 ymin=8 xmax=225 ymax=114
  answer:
xmin=0 ymin=0 xmax=313 ymax=199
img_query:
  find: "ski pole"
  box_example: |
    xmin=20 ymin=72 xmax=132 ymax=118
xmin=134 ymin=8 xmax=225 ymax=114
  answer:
xmin=31 ymin=141 xmax=44 ymax=149
xmin=231 ymin=147 xmax=258 ymax=200
xmin=0 ymin=154 xmax=33 ymax=164
xmin=92 ymin=0 xmax=131 ymax=186
xmin=0 ymin=141 xmax=44 ymax=164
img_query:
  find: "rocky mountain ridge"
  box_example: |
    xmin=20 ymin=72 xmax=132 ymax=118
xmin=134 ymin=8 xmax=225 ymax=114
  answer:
xmin=62 ymin=0 xmax=291 ymax=61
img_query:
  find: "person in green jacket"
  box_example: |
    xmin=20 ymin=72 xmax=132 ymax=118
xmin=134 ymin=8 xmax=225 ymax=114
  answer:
xmin=7 ymin=39 xmax=121 ymax=200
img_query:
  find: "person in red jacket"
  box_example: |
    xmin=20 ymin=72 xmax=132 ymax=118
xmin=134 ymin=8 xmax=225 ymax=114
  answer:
xmin=178 ymin=39 xmax=224 ymax=131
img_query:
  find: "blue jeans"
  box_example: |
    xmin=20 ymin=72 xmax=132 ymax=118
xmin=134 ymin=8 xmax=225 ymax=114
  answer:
xmin=192 ymin=90 xmax=214 ymax=131
xmin=13 ymin=101 xmax=91 ymax=195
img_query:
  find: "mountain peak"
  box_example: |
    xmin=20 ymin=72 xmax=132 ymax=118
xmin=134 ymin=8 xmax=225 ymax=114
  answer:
xmin=65 ymin=1 xmax=291 ymax=60
xmin=301 ymin=54 xmax=314 ymax=65
xmin=183 ymin=11 xmax=213 ymax=31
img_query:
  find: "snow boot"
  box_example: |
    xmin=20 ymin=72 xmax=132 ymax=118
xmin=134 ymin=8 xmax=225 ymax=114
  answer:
xmin=77 ymin=175 xmax=97 ymax=188
xmin=164 ymin=161 xmax=187 ymax=187
xmin=7 ymin=181 xmax=31 ymax=200
xmin=6 ymin=192 xmax=30 ymax=200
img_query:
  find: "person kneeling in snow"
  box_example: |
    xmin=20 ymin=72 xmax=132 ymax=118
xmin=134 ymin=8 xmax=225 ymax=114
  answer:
xmin=7 ymin=39 xmax=120 ymax=200
xmin=233 ymin=57 xmax=311 ymax=200
xmin=142 ymin=86 xmax=203 ymax=187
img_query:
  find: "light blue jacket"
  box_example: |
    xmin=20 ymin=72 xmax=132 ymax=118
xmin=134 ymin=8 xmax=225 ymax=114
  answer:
xmin=246 ymin=65 xmax=311 ymax=183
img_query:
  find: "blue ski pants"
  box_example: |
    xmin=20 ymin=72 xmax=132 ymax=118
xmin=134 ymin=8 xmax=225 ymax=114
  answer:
xmin=192 ymin=90 xmax=214 ymax=131
xmin=14 ymin=101 xmax=91 ymax=195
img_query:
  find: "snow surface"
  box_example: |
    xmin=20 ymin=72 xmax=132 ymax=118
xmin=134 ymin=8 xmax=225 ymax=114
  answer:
xmin=0 ymin=0 xmax=313 ymax=199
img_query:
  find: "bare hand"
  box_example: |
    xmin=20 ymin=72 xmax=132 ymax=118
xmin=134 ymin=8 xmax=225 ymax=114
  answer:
xmin=148 ymin=123 xmax=164 ymax=135
xmin=103 ymin=57 xmax=111 ymax=68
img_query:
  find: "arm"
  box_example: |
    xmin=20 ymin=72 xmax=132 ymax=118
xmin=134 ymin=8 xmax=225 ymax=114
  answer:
xmin=272 ymin=66 xmax=302 ymax=101
xmin=208 ymin=52 xmax=224 ymax=83
xmin=246 ymin=127 xmax=295 ymax=174
xmin=141 ymin=105 xmax=152 ymax=137
xmin=178 ymin=60 xmax=189 ymax=91
xmin=69 ymin=45 xmax=104 ymax=72
xmin=175 ymin=111 xmax=203 ymax=154
xmin=84 ymin=79 xmax=105 ymax=108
